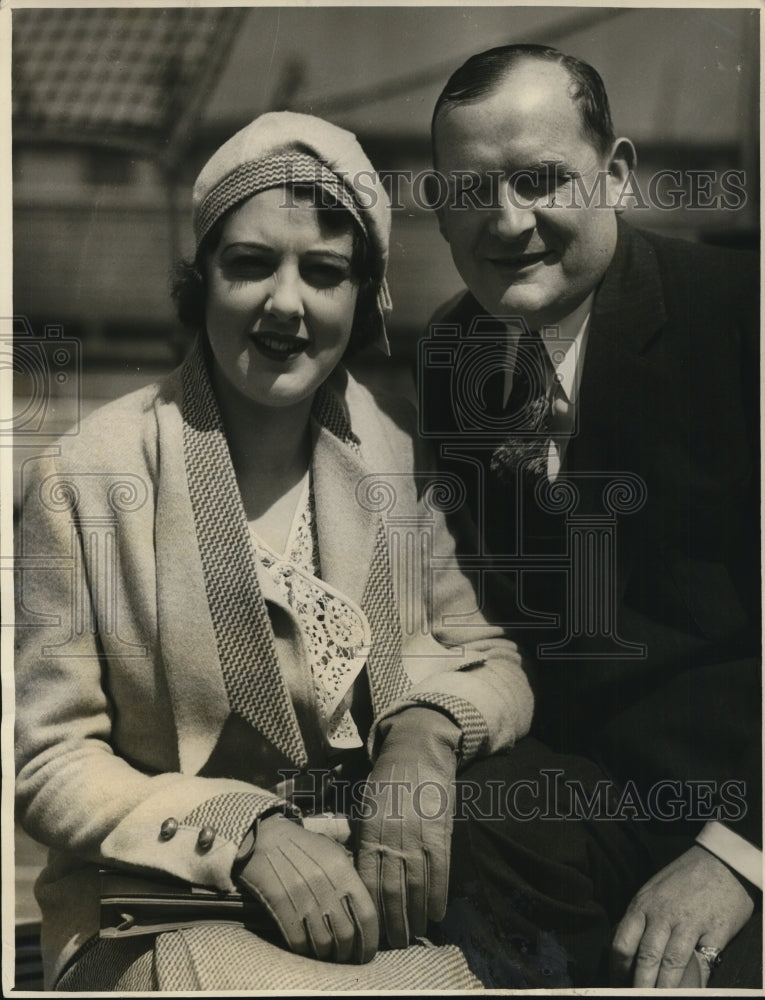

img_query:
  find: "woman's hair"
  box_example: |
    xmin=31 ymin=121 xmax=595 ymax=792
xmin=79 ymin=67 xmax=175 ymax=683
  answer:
xmin=171 ymin=184 xmax=378 ymax=360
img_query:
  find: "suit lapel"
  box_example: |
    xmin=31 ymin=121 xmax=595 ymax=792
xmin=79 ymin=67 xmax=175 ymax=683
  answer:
xmin=568 ymin=220 xmax=668 ymax=478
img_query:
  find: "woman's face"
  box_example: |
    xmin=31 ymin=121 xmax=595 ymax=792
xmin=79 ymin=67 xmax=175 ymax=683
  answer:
xmin=204 ymin=187 xmax=359 ymax=409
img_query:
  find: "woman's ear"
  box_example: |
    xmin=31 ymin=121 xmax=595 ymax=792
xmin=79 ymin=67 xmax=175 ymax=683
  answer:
xmin=345 ymin=279 xmax=379 ymax=359
xmin=170 ymin=257 xmax=208 ymax=333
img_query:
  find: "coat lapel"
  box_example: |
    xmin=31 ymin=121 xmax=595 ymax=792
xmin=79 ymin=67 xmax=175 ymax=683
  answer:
xmin=159 ymin=352 xmax=412 ymax=771
xmin=177 ymin=342 xmax=308 ymax=770
xmin=310 ymin=383 xmax=377 ymax=606
xmin=154 ymin=369 xmax=230 ymax=774
xmin=311 ymin=376 xmax=411 ymax=718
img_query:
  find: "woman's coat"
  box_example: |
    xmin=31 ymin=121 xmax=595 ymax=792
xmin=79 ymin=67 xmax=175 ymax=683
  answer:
xmin=15 ymin=342 xmax=533 ymax=984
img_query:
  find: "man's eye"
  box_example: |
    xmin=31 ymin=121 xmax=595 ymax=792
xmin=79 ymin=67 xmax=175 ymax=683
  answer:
xmin=476 ymin=179 xmax=501 ymax=206
xmin=512 ymin=168 xmax=566 ymax=201
xmin=301 ymin=264 xmax=347 ymax=289
xmin=513 ymin=173 xmax=546 ymax=199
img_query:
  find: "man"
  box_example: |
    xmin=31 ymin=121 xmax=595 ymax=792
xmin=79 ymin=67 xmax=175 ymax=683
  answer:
xmin=418 ymin=44 xmax=761 ymax=989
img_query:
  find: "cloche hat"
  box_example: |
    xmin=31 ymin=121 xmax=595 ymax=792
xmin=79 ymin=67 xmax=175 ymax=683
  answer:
xmin=192 ymin=111 xmax=392 ymax=354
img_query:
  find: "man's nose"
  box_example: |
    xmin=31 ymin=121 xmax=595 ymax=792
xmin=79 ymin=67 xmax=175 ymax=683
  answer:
xmin=264 ymin=268 xmax=304 ymax=320
xmin=489 ymin=187 xmax=537 ymax=241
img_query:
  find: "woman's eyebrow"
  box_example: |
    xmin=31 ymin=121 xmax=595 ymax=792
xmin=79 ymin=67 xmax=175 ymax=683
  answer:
xmin=219 ymin=243 xmax=351 ymax=264
xmin=220 ymin=241 xmax=274 ymax=254
xmin=303 ymin=249 xmax=352 ymax=265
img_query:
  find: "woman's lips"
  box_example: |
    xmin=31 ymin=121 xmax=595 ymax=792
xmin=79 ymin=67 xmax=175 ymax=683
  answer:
xmin=249 ymin=332 xmax=309 ymax=362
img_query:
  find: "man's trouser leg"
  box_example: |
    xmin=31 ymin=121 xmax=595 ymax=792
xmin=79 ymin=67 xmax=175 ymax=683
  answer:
xmin=439 ymin=737 xmax=654 ymax=988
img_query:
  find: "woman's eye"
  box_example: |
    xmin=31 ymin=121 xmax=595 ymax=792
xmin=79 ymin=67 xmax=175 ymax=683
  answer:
xmin=301 ymin=265 xmax=347 ymax=289
xmin=223 ymin=257 xmax=273 ymax=280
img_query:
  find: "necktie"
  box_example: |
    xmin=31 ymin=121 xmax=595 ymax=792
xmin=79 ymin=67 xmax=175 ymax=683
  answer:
xmin=490 ymin=328 xmax=555 ymax=483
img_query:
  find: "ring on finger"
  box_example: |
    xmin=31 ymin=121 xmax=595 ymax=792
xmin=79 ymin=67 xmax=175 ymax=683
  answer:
xmin=695 ymin=945 xmax=723 ymax=970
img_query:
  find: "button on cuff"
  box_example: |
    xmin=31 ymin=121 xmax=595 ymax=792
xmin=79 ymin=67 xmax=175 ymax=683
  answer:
xmin=159 ymin=817 xmax=178 ymax=841
xmin=197 ymin=826 xmax=217 ymax=852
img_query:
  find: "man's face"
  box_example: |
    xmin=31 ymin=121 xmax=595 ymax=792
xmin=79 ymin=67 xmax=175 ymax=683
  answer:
xmin=433 ymin=60 xmax=621 ymax=328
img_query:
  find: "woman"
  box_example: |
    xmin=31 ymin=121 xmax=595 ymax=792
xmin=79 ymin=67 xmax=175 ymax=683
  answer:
xmin=15 ymin=111 xmax=533 ymax=991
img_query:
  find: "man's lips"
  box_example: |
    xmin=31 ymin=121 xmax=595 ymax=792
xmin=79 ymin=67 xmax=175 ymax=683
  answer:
xmin=249 ymin=331 xmax=309 ymax=361
xmin=486 ymin=250 xmax=552 ymax=269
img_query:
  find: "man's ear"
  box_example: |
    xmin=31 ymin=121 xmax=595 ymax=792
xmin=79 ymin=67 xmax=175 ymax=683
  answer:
xmin=435 ymin=205 xmax=450 ymax=243
xmin=604 ymin=137 xmax=637 ymax=212
xmin=424 ymin=173 xmax=450 ymax=242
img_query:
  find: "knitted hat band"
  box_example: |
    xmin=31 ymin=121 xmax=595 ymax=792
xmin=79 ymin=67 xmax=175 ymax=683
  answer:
xmin=194 ymin=152 xmax=368 ymax=253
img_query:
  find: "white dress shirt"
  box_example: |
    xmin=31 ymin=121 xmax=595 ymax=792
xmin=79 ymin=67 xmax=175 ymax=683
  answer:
xmin=501 ymin=294 xmax=593 ymax=482
xmin=501 ymin=297 xmax=763 ymax=890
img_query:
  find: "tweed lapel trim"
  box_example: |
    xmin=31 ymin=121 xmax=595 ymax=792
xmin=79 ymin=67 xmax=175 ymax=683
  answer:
xmin=181 ymin=342 xmax=307 ymax=769
xmin=310 ymin=377 xmax=370 ymax=605
xmin=361 ymin=520 xmax=412 ymax=719
xmin=154 ymin=366 xmax=229 ymax=774
xmin=310 ymin=373 xmax=411 ymax=718
xmin=312 ymin=377 xmax=361 ymax=449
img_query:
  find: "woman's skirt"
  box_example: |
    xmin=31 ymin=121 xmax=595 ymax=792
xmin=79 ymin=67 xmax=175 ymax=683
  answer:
xmin=54 ymin=923 xmax=484 ymax=992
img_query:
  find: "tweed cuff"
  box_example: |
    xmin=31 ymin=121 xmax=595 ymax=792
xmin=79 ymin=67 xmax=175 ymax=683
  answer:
xmin=409 ymin=693 xmax=490 ymax=762
xmin=181 ymin=791 xmax=301 ymax=848
xmin=371 ymin=693 xmax=490 ymax=764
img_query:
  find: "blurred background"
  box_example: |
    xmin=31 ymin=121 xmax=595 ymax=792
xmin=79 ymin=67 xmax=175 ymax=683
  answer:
xmin=12 ymin=5 xmax=759 ymax=440
xmin=9 ymin=0 xmax=761 ymax=962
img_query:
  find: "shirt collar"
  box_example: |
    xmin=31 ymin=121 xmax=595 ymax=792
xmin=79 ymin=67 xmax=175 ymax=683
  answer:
xmin=502 ymin=294 xmax=593 ymax=408
xmin=539 ymin=293 xmax=594 ymax=406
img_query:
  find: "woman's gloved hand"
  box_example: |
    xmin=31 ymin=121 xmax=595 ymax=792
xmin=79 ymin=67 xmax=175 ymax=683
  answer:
xmin=355 ymin=707 xmax=461 ymax=948
xmin=236 ymin=813 xmax=379 ymax=963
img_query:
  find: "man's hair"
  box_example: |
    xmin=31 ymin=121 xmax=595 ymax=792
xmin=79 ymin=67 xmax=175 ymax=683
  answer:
xmin=431 ymin=43 xmax=616 ymax=158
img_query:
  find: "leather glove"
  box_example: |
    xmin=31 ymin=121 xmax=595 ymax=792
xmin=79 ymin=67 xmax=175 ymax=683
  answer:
xmin=236 ymin=813 xmax=379 ymax=963
xmin=355 ymin=707 xmax=461 ymax=948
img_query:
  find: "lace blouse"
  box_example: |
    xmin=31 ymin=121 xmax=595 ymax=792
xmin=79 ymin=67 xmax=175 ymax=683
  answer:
xmin=249 ymin=474 xmax=371 ymax=749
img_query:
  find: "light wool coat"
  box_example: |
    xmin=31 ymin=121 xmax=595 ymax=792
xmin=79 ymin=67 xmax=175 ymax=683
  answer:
xmin=15 ymin=343 xmax=533 ymax=985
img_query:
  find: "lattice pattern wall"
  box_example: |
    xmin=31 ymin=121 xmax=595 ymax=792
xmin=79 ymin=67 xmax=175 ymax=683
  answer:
xmin=13 ymin=7 xmax=239 ymax=151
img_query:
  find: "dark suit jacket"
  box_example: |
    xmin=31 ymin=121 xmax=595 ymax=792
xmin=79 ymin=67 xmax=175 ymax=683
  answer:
xmin=419 ymin=219 xmax=761 ymax=857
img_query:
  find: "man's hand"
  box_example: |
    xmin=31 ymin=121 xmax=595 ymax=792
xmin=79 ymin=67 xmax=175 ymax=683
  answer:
xmin=355 ymin=707 xmax=460 ymax=948
xmin=237 ymin=814 xmax=379 ymax=963
xmin=611 ymin=844 xmax=754 ymax=987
